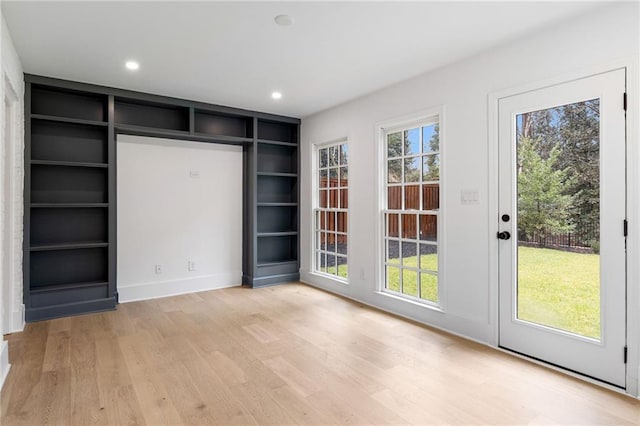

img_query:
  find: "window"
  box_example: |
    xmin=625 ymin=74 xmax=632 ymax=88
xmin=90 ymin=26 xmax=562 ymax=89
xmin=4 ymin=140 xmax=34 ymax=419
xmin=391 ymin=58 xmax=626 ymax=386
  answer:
xmin=383 ymin=118 xmax=440 ymax=304
xmin=314 ymin=141 xmax=348 ymax=280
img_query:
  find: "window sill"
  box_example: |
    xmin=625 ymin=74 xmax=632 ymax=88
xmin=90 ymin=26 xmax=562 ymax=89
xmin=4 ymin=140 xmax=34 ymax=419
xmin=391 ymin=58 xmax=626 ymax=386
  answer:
xmin=375 ymin=289 xmax=444 ymax=313
xmin=309 ymin=271 xmax=349 ymax=286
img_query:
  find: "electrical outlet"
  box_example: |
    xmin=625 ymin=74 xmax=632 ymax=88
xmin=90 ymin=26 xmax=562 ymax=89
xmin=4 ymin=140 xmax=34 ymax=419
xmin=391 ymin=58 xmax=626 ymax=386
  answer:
xmin=188 ymin=261 xmax=196 ymax=271
xmin=155 ymin=264 xmax=162 ymax=274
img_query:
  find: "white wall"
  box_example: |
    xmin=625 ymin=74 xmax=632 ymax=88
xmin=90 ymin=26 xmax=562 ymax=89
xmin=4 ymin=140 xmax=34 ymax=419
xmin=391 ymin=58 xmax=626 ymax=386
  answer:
xmin=117 ymin=135 xmax=243 ymax=302
xmin=300 ymin=3 xmax=640 ymax=395
xmin=0 ymin=11 xmax=24 ymax=389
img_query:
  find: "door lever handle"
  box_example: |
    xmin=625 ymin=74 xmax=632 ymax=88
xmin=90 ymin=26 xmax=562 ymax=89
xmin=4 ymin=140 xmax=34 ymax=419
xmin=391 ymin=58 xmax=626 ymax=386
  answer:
xmin=497 ymin=231 xmax=511 ymax=240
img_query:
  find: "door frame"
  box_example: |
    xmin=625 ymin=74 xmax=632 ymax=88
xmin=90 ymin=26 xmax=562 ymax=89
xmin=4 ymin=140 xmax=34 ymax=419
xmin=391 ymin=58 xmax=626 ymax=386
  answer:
xmin=487 ymin=59 xmax=640 ymax=397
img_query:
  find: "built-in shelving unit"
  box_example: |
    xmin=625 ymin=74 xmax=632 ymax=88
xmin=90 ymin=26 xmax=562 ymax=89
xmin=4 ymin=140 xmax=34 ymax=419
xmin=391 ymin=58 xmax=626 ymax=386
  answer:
xmin=248 ymin=119 xmax=300 ymax=287
xmin=25 ymin=83 xmax=113 ymax=321
xmin=24 ymin=74 xmax=300 ymax=320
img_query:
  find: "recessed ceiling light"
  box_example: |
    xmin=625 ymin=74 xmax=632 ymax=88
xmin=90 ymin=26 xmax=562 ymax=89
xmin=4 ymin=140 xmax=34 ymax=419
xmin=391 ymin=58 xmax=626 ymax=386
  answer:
xmin=125 ymin=61 xmax=139 ymax=71
xmin=274 ymin=15 xmax=294 ymax=26
xmin=271 ymin=91 xmax=283 ymax=100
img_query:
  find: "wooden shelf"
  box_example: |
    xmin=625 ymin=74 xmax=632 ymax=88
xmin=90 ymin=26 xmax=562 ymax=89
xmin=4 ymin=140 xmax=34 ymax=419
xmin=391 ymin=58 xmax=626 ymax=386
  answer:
xmin=256 ymin=260 xmax=299 ymax=267
xmin=31 ymin=160 xmax=108 ymax=168
xmin=30 ymin=241 xmax=108 ymax=251
xmin=31 ymin=203 xmax=109 ymax=208
xmin=257 ymin=202 xmax=298 ymax=207
xmin=115 ymin=123 xmax=189 ymax=137
xmin=257 ymin=172 xmax=298 ymax=178
xmin=257 ymin=139 xmax=298 ymax=147
xmin=257 ymin=232 xmax=298 ymax=238
xmin=31 ymin=113 xmax=107 ymax=127
xmin=30 ymin=280 xmax=108 ymax=294
xmin=190 ymin=133 xmax=253 ymax=145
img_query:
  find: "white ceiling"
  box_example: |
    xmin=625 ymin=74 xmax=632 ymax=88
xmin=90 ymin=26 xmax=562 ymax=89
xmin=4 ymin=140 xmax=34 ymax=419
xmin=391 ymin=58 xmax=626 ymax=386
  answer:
xmin=3 ymin=1 xmax=606 ymax=118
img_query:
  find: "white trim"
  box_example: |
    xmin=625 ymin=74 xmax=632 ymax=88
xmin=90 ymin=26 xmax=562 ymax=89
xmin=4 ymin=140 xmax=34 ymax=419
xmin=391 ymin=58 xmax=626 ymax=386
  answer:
xmin=488 ymin=58 xmax=639 ymax=397
xmin=375 ymin=105 xmax=446 ymax=309
xmin=1 ymin=71 xmax=24 ymax=334
xmin=0 ymin=341 xmax=9 ymax=391
xmin=118 ymin=273 xmax=241 ymax=303
xmin=311 ymin=137 xmax=350 ymax=283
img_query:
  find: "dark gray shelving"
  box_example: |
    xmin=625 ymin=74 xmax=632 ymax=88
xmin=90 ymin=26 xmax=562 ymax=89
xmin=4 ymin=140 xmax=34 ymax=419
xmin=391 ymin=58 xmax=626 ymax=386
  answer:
xmin=194 ymin=110 xmax=253 ymax=138
xmin=257 ymin=205 xmax=297 ymax=234
xmin=31 ymin=165 xmax=107 ymax=204
xmin=257 ymin=119 xmax=298 ymax=144
xmin=30 ymin=242 xmax=109 ymax=251
xmin=30 ymin=203 xmax=109 ymax=208
xmin=25 ymin=82 xmax=114 ymax=322
xmin=30 ymin=247 xmax=108 ymax=288
xmin=31 ymin=85 xmax=107 ymax=122
xmin=31 ymin=207 xmax=107 ymax=245
xmin=244 ymin=119 xmax=300 ymax=288
xmin=25 ymin=74 xmax=300 ymax=320
xmin=31 ymin=113 xmax=108 ymax=127
xmin=30 ymin=160 xmax=108 ymax=168
xmin=115 ymin=98 xmax=189 ymax=132
xmin=31 ymin=119 xmax=107 ymax=164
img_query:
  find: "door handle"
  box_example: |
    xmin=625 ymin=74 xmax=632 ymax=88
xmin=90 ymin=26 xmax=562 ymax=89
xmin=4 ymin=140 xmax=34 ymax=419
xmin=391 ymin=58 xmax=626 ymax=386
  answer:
xmin=497 ymin=231 xmax=511 ymax=240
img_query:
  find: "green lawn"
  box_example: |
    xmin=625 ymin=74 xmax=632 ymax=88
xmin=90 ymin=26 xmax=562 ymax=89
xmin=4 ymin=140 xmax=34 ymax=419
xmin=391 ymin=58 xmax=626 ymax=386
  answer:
xmin=386 ymin=254 xmax=438 ymax=303
xmin=331 ymin=246 xmax=600 ymax=339
xmin=327 ymin=254 xmax=438 ymax=302
xmin=518 ymin=246 xmax=600 ymax=339
xmin=326 ymin=263 xmax=348 ymax=279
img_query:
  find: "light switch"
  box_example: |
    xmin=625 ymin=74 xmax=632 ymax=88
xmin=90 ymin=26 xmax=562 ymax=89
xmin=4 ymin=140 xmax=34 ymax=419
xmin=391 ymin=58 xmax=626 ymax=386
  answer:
xmin=461 ymin=189 xmax=480 ymax=205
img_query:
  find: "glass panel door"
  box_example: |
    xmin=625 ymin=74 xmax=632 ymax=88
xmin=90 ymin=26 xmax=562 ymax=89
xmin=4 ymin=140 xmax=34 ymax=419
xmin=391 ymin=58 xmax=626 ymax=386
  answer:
xmin=498 ymin=69 xmax=627 ymax=388
xmin=516 ymin=99 xmax=601 ymax=340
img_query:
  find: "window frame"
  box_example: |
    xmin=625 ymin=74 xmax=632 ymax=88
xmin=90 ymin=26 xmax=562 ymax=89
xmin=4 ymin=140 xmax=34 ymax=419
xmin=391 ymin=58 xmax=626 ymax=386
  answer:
xmin=377 ymin=109 xmax=444 ymax=309
xmin=312 ymin=138 xmax=349 ymax=283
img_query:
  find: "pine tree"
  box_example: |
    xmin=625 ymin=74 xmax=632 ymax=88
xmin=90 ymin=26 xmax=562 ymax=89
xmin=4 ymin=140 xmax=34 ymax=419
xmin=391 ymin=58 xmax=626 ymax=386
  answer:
xmin=517 ymin=137 xmax=575 ymax=239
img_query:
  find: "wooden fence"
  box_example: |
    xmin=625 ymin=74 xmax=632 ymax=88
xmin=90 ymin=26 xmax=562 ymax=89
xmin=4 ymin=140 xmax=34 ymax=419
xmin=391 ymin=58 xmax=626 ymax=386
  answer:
xmin=319 ymin=180 xmax=439 ymax=244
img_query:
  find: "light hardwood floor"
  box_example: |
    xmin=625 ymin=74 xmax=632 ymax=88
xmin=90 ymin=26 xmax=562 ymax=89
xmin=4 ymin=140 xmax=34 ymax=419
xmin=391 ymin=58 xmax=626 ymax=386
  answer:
xmin=1 ymin=282 xmax=639 ymax=425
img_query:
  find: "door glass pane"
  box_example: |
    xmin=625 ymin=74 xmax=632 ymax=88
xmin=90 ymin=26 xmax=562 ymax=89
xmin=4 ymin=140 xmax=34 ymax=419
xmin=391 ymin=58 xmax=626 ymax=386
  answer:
xmin=516 ymin=99 xmax=601 ymax=340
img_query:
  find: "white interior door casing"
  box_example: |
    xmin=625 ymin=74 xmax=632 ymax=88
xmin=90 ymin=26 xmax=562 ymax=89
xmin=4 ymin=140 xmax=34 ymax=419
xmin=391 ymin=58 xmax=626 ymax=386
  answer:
xmin=498 ymin=69 xmax=627 ymax=388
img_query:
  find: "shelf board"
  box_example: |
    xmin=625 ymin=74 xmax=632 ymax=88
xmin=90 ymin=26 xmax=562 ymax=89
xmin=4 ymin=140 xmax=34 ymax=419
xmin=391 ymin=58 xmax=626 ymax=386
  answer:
xmin=31 ymin=203 xmax=109 ymax=208
xmin=257 ymin=172 xmax=298 ymax=178
xmin=257 ymin=202 xmax=298 ymax=207
xmin=31 ymin=160 xmax=109 ymax=168
xmin=116 ymin=124 xmax=252 ymax=146
xmin=30 ymin=241 xmax=108 ymax=251
xmin=257 ymin=232 xmax=298 ymax=238
xmin=31 ymin=113 xmax=108 ymax=127
xmin=30 ymin=280 xmax=108 ymax=294
xmin=116 ymin=123 xmax=189 ymax=137
xmin=257 ymin=139 xmax=298 ymax=147
xmin=257 ymin=260 xmax=299 ymax=267
xmin=192 ymin=132 xmax=253 ymax=145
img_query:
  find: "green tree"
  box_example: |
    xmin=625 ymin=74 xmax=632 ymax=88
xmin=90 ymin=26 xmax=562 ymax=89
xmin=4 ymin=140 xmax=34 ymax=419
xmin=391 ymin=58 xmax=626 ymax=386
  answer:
xmin=556 ymin=100 xmax=600 ymax=237
xmin=518 ymin=137 xmax=575 ymax=239
xmin=424 ymin=124 xmax=439 ymax=181
xmin=387 ymin=132 xmax=403 ymax=182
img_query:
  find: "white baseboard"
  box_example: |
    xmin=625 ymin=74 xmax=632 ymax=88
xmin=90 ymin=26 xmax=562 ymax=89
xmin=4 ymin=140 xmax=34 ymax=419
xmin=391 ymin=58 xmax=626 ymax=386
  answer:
xmin=0 ymin=340 xmax=10 ymax=391
xmin=9 ymin=304 xmax=24 ymax=333
xmin=118 ymin=272 xmax=241 ymax=303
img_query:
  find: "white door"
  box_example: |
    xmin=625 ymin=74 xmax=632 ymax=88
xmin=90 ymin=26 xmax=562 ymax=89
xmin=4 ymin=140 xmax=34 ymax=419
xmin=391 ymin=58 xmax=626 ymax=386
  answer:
xmin=498 ymin=69 xmax=627 ymax=387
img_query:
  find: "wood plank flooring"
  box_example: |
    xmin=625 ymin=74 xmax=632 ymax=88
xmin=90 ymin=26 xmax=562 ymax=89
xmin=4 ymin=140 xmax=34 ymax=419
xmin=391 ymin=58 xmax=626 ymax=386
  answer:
xmin=2 ymin=282 xmax=639 ymax=425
